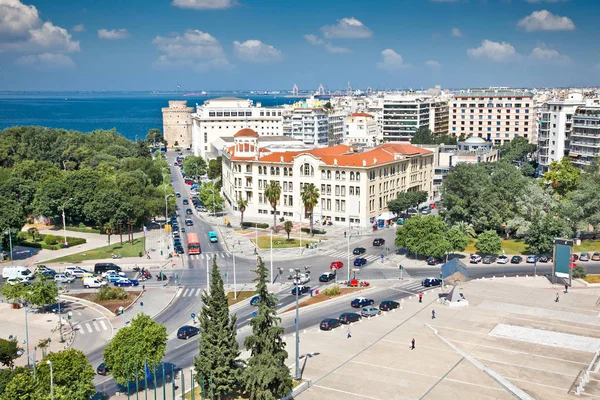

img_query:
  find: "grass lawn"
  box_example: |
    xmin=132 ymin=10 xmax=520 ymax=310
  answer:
xmin=253 ymin=235 xmax=321 ymax=249
xmin=575 ymin=241 xmax=600 ymax=252
xmin=465 ymin=238 xmax=528 ymax=255
xmin=70 ymin=290 xmax=140 ymax=312
xmin=282 ymin=286 xmax=366 ymax=313
xmin=227 ymin=290 xmax=256 ymax=306
xmin=183 ymin=380 xmax=303 ymax=399
xmin=42 ymin=238 xmax=145 ymax=263
xmin=583 ymin=275 xmax=600 ymax=284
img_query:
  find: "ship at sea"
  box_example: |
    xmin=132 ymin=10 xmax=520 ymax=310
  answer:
xmin=183 ymin=91 xmax=207 ymax=97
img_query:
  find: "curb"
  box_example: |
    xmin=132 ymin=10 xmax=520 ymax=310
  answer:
xmin=151 ymin=287 xmax=181 ymax=319
xmin=279 ymin=285 xmax=384 ymax=316
xmin=282 ymin=379 xmax=312 ymax=400
xmin=60 ymin=294 xmax=115 ymax=319
xmin=122 ymin=290 xmax=145 ymax=313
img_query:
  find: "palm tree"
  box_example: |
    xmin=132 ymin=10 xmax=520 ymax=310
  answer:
xmin=264 ymin=181 xmax=282 ymax=232
xmin=300 ymin=183 xmax=320 ymax=236
xmin=237 ymin=197 xmax=248 ymax=226
xmin=454 ymin=221 xmax=476 ymax=238
xmin=284 ymin=220 xmax=293 ymax=240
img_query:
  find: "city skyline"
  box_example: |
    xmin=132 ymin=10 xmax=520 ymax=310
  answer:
xmin=0 ymin=0 xmax=597 ymax=91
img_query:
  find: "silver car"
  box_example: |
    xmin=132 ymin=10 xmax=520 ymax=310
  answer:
xmin=54 ymin=273 xmax=75 ymax=284
xmin=361 ymin=306 xmax=381 ymax=318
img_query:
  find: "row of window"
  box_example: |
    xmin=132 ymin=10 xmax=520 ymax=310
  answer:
xmin=454 ymin=97 xmax=529 ymax=101
xmin=452 ymin=127 xmax=529 ymax=133
xmin=456 ymin=103 xmax=530 ymax=108
xmin=457 ymin=114 xmax=530 ymax=119
xmin=458 ymin=109 xmax=530 ymax=114
xmin=206 ymin=111 xmax=283 ymax=117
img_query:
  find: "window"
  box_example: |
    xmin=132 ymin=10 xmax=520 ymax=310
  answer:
xmin=341 ymin=171 xmax=346 ymax=180
xmin=276 ymin=167 xmax=280 ymax=175
xmin=335 ymin=171 xmax=340 ymax=180
xmin=302 ymin=163 xmax=314 ymax=176
xmin=270 ymin=167 xmax=275 ymax=175
xmin=350 ymin=171 xmax=355 ymax=180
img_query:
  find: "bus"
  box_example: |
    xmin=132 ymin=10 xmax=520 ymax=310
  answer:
xmin=186 ymin=232 xmax=201 ymax=255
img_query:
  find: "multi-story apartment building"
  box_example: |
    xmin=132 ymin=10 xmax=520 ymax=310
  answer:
xmin=222 ymin=128 xmax=433 ymax=229
xmin=570 ymin=105 xmax=600 ymax=169
xmin=162 ymin=100 xmax=194 ymax=149
xmin=382 ymin=95 xmax=432 ymax=142
xmin=345 ymin=112 xmax=378 ymax=147
xmin=282 ymin=108 xmax=329 ymax=146
xmin=327 ymin=109 xmax=347 ymax=145
xmin=190 ymin=97 xmax=283 ymax=159
xmin=537 ymin=92 xmax=584 ymax=173
xmin=430 ymin=101 xmax=449 ymax=136
xmin=449 ymin=88 xmax=535 ymax=145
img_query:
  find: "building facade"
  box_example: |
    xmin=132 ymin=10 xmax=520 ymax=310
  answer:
xmin=449 ymin=88 xmax=535 ymax=145
xmin=345 ymin=112 xmax=378 ymax=147
xmin=282 ymin=108 xmax=329 ymax=146
xmin=430 ymin=101 xmax=449 ymax=136
xmin=162 ymin=100 xmax=194 ymax=149
xmin=222 ymin=128 xmax=434 ymax=229
xmin=570 ymin=105 xmax=600 ymax=169
xmin=327 ymin=109 xmax=347 ymax=145
xmin=382 ymin=95 xmax=433 ymax=142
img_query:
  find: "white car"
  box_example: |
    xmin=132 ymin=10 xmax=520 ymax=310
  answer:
xmin=6 ymin=277 xmax=27 ymax=286
xmin=497 ymin=255 xmax=509 ymax=264
xmin=102 ymin=270 xmax=126 ymax=278
xmin=292 ymin=274 xmax=310 ymax=285
xmin=54 ymin=273 xmax=75 ymax=284
xmin=64 ymin=266 xmax=86 ymax=278
xmin=469 ymin=254 xmax=482 ymax=264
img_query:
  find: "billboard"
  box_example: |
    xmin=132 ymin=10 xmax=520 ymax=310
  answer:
xmin=553 ymin=238 xmax=573 ymax=284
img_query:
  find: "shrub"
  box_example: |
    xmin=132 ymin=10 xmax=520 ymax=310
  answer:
xmin=573 ymin=265 xmax=586 ymax=279
xmin=300 ymin=228 xmax=326 ymax=235
xmin=78 ymin=222 xmax=87 ymax=229
xmin=322 ymin=285 xmax=340 ymax=296
xmin=16 ymin=232 xmax=27 ymax=242
xmin=241 ymin=222 xmax=270 ymax=229
xmin=44 ymin=234 xmax=58 ymax=245
xmin=95 ymin=287 xmax=128 ymax=301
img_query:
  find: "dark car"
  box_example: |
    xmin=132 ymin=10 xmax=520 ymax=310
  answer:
xmin=373 ymin=238 xmax=385 ymax=246
xmin=510 ymin=256 xmax=523 ymax=264
xmin=96 ymin=363 xmax=110 ymax=375
xmin=351 ymin=297 xmax=374 ymax=308
xmin=319 ymin=272 xmax=335 ymax=282
xmin=94 ymin=263 xmax=122 ymax=275
xmin=175 ymin=192 xmax=181 ymax=198
xmin=319 ymin=318 xmax=341 ymax=331
xmin=186 ymin=208 xmax=193 ymax=215
xmin=482 ymin=256 xmax=494 ymax=264
xmin=354 ymin=258 xmax=367 ymax=267
xmin=379 ymin=300 xmax=400 ymax=311
xmin=353 ymin=247 xmax=366 ymax=255
xmin=291 ymin=285 xmax=310 ymax=295
xmin=339 ymin=312 xmax=361 ymax=324
xmin=182 ymin=199 xmax=189 ymax=205
xmin=427 ymin=257 xmax=437 ymax=266
xmin=538 ymin=255 xmax=553 ymax=263
xmin=185 ymin=218 xmax=193 ymax=226
xmin=174 ymin=245 xmax=185 ymax=254
xmin=173 ymin=239 xmax=182 ymax=247
xmin=177 ymin=325 xmax=200 ymax=340
xmin=421 ymin=278 xmax=442 ymax=287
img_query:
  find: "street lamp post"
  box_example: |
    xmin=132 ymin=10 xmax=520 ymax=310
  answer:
xmin=47 ymin=360 xmax=54 ymax=400
xmin=25 ymin=308 xmax=37 ymax=379
xmin=57 ymin=293 xmax=63 ymax=342
xmin=290 ymin=268 xmax=301 ymax=381
xmin=347 ymin=234 xmax=351 ymax=283
xmin=270 ymin=229 xmax=273 ymax=284
xmin=232 ymin=242 xmax=237 ymax=299
xmin=209 ymin=189 xmax=216 ymax=218
xmin=164 ymin=194 xmax=175 ymax=256
xmin=294 ymin=210 xmax=303 ymax=252
xmin=61 ymin=198 xmax=73 ymax=247
xmin=6 ymin=230 xmax=13 ymax=262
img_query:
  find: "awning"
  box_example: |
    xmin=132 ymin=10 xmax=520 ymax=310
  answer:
xmin=377 ymin=212 xmax=396 ymax=220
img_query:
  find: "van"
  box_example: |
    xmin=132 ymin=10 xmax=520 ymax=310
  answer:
xmin=2 ymin=266 xmax=33 ymax=281
xmin=208 ymin=231 xmax=218 ymax=243
xmin=83 ymin=277 xmax=107 ymax=289
xmin=94 ymin=263 xmax=122 ymax=275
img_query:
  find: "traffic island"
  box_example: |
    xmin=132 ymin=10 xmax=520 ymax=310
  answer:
xmin=69 ymin=289 xmax=141 ymax=315
xmin=282 ymin=285 xmax=368 ymax=313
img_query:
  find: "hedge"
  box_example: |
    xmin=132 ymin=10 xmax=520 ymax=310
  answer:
xmin=300 ymin=228 xmax=326 ymax=235
xmin=241 ymin=222 xmax=270 ymax=229
xmin=17 ymin=234 xmax=87 ymax=250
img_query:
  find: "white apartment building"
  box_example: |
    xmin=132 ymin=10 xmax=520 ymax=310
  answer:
xmin=570 ymin=105 xmax=600 ymax=169
xmin=449 ymin=88 xmax=535 ymax=145
xmin=282 ymin=108 xmax=329 ymax=146
xmin=430 ymin=101 xmax=449 ymax=136
xmin=221 ymin=128 xmax=434 ymax=229
xmin=327 ymin=109 xmax=347 ymax=145
xmin=190 ymin=97 xmax=283 ymax=159
xmin=382 ymin=95 xmax=433 ymax=142
xmin=162 ymin=100 xmax=194 ymax=149
xmin=537 ymin=92 xmax=584 ymax=173
xmin=345 ymin=112 xmax=378 ymax=147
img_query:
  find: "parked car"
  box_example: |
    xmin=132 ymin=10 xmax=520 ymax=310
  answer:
xmin=54 ymin=273 xmax=75 ymax=284
xmin=186 ymin=208 xmax=193 ymax=215
xmin=379 ymin=300 xmax=400 ymax=311
xmin=292 ymin=274 xmax=310 ymax=285
xmin=319 ymin=318 xmax=341 ymax=331
xmin=423 ymin=277 xmax=443 ymax=287
xmin=175 ymin=245 xmax=185 ymax=254
xmin=6 ymin=277 xmax=26 ymax=286
xmin=592 ymin=253 xmax=600 ymax=261
xmin=102 ymin=270 xmax=126 ymax=279
xmin=114 ymin=278 xmax=139 ymax=287
xmin=185 ymin=218 xmax=193 ymax=226
xmin=106 ymin=272 xmax=126 ymax=282
xmin=469 ymin=254 xmax=482 ymax=264
xmin=319 ymin=272 xmax=335 ymax=282
xmin=177 ymin=325 xmax=200 ymax=340
xmin=497 ymin=255 xmax=509 ymax=264
xmin=35 ymin=266 xmax=56 ymax=278
xmin=353 ymin=247 xmax=366 ymax=255
xmin=526 ymin=255 xmax=537 ymax=264
xmin=353 ymin=258 xmax=367 ymax=267
xmin=291 ymin=285 xmax=310 ymax=295
xmin=182 ymin=199 xmax=189 ymax=205
xmin=330 ymin=261 xmax=344 ymax=270
xmin=372 ymin=238 xmax=385 ymax=246
xmin=96 ymin=363 xmax=110 ymax=376
xmin=511 ymin=256 xmax=523 ymax=264
xmin=339 ymin=312 xmax=361 ymax=324
xmin=482 ymin=256 xmax=494 ymax=264
xmin=351 ymin=297 xmax=374 ymax=308
xmin=538 ymin=255 xmax=552 ymax=263
xmin=64 ymin=266 xmax=86 ymax=278
xmin=580 ymin=252 xmax=590 ymax=261
xmin=83 ymin=277 xmax=107 ymax=288
xmin=175 ymin=192 xmax=181 ymax=198
xmin=362 ymin=306 xmax=381 ymax=318
xmin=572 ymin=254 xmax=579 ymax=262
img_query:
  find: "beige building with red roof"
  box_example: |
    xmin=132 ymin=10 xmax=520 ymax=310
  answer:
xmin=222 ymin=128 xmax=434 ymax=228
xmin=346 ymin=112 xmax=379 ymax=147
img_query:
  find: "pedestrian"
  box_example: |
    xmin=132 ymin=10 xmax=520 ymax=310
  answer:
xmin=432 ymin=309 xmax=436 ymax=319
xmin=555 ymin=293 xmax=560 ymax=303
xmin=344 ymin=231 xmax=346 ymax=238
xmin=564 ymin=284 xmax=568 ymax=294
xmin=419 ymin=292 xmax=423 ymax=303
xmin=411 ymin=338 xmax=415 ymax=350
xmin=347 ymin=327 xmax=351 ymax=339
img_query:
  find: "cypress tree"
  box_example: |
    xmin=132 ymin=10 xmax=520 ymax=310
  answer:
xmin=194 ymin=255 xmax=241 ymax=398
xmin=243 ymin=256 xmax=293 ymax=400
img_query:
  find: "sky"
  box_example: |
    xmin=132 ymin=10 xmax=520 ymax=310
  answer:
xmin=0 ymin=0 xmax=597 ymax=91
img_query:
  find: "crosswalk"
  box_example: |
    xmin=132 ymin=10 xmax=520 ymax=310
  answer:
xmin=77 ymin=318 xmax=110 ymax=335
xmin=325 ymin=249 xmax=384 ymax=263
xmin=189 ymin=252 xmax=231 ymax=261
xmin=176 ymin=287 xmax=204 ymax=298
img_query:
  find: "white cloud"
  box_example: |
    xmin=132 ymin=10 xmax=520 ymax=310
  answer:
xmin=425 ymin=60 xmax=441 ymax=68
xmin=0 ymin=0 xmax=39 ymax=38
xmin=16 ymin=52 xmax=75 ymax=69
xmin=530 ymin=44 xmax=570 ymax=64
xmin=304 ymin=34 xmax=324 ymax=46
xmin=451 ymin=28 xmax=462 ymax=37
xmin=233 ymin=39 xmax=282 ymax=63
xmin=467 ymin=40 xmax=518 ymax=62
xmin=517 ymin=10 xmax=575 ymax=32
xmin=152 ymin=29 xmax=231 ymax=71
xmin=71 ymin=24 xmax=85 ymax=32
xmin=304 ymin=34 xmax=351 ymax=53
xmin=321 ymin=17 xmax=373 ymax=39
xmin=324 ymin=43 xmax=351 ymax=53
xmin=377 ymin=49 xmax=408 ymax=70
xmin=171 ymin=0 xmax=237 ymax=10
xmin=98 ymin=28 xmax=130 ymax=40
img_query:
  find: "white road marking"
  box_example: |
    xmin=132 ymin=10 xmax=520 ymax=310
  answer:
xmin=175 ymin=288 xmax=183 ymax=298
xmin=99 ymin=320 xmax=108 ymax=331
xmin=311 ymin=385 xmax=382 ymax=400
xmin=86 ymin=323 xmax=93 ymax=333
xmin=195 ymin=288 xmax=201 ymax=296
xmin=182 ymin=288 xmax=191 ymax=297
xmin=92 ymin=321 xmax=101 ymax=331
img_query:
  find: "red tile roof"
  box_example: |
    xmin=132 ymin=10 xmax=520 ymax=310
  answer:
xmin=234 ymin=128 xmax=259 ymax=138
xmin=351 ymin=112 xmax=373 ymax=118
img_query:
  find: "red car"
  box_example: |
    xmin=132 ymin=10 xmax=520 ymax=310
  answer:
xmin=184 ymin=178 xmax=194 ymax=185
xmin=330 ymin=260 xmax=344 ymax=270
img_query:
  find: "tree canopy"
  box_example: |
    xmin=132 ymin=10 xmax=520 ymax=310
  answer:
xmin=395 ymin=215 xmax=451 ymax=259
xmin=544 ymin=157 xmax=581 ymax=197
xmin=182 ymin=156 xmax=207 ymax=178
xmin=475 ymin=230 xmax=502 ymax=255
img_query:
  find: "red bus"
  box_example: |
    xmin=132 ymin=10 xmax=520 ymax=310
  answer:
xmin=187 ymin=232 xmax=201 ymax=254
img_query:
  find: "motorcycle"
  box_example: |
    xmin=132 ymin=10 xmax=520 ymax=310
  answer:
xmin=111 ymin=253 xmax=122 ymax=259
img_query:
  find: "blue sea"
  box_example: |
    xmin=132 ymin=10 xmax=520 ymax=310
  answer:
xmin=0 ymin=93 xmax=303 ymax=142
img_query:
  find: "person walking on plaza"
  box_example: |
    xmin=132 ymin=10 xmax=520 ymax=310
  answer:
xmin=565 ymin=284 xmax=568 ymax=294
xmin=555 ymin=293 xmax=560 ymax=303
xmin=431 ymin=309 xmax=436 ymax=319
xmin=419 ymin=292 xmax=423 ymax=303
xmin=411 ymin=338 xmax=415 ymax=350
xmin=347 ymin=328 xmax=351 ymax=339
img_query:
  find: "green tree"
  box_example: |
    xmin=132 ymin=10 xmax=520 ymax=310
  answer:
xmin=25 ymin=280 xmax=58 ymax=309
xmin=544 ymin=157 xmax=581 ymax=197
xmin=300 ymin=183 xmax=320 ymax=236
xmin=0 ymin=338 xmax=22 ymax=368
xmin=409 ymin=190 xmax=429 ymax=209
xmin=525 ymin=212 xmax=571 ymax=255
xmin=243 ymin=257 xmax=292 ymax=399
xmin=36 ymin=349 xmax=95 ymax=400
xmin=264 ymin=181 xmax=282 ymax=232
xmin=183 ymin=156 xmax=208 ymax=179
xmin=207 ymin=156 xmax=222 ymax=180
xmin=499 ymin=136 xmax=536 ymax=163
xmin=1 ymin=283 xmax=25 ymax=305
xmin=387 ymin=193 xmax=412 ymax=216
xmin=103 ymin=313 xmax=167 ymax=386
xmin=411 ymin=127 xmax=434 ymax=145
xmin=453 ymin=221 xmax=476 ymax=239
xmin=434 ymin=134 xmax=457 ymax=145
xmin=283 ymin=220 xmax=293 ymax=240
xmin=446 ymin=226 xmax=469 ymax=255
xmin=146 ymin=128 xmax=164 ymax=144
xmin=194 ymin=256 xmax=241 ymax=397
xmin=0 ymin=198 xmax=26 ymax=246
xmin=475 ymin=230 xmax=502 ymax=255
xmin=237 ymin=197 xmax=248 ymax=226
xmin=27 ymin=227 xmax=39 ymax=242
xmin=0 ymin=371 xmax=36 ymax=400
xmin=520 ymin=162 xmax=536 ymax=177
xmin=395 ymin=215 xmax=451 ymax=259
xmin=570 ymin=165 xmax=600 ymax=231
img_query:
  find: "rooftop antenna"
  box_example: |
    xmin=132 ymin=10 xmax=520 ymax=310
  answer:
xmin=347 ymin=81 xmax=352 ymax=96
xmin=292 ymin=83 xmax=299 ymax=97
xmin=318 ymin=84 xmax=325 ymax=96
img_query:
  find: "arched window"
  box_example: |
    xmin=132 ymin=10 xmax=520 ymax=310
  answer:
xmin=356 ymin=172 xmax=360 ymax=181
xmin=321 ymin=170 xmax=327 ymax=179
xmin=258 ymin=166 xmax=262 ymax=174
xmin=270 ymin=167 xmax=275 ymax=175
xmin=326 ymin=170 xmax=331 ymax=179
xmin=335 ymin=171 xmax=340 ymax=180
xmin=350 ymin=171 xmax=355 ymax=180
xmin=276 ymin=167 xmax=280 ymax=175
xmin=302 ymin=163 xmax=314 ymax=176
xmin=341 ymin=171 xmax=346 ymax=180
xmin=246 ymin=164 xmax=251 ymax=173
xmin=283 ymin=167 xmax=288 ymax=176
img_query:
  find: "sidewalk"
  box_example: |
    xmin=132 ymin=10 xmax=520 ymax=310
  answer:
xmin=111 ymin=285 xmax=181 ymax=330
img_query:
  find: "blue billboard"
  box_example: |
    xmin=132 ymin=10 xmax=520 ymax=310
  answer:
xmin=554 ymin=239 xmax=573 ymax=283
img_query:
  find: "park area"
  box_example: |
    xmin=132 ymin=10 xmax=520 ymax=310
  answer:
xmin=253 ymin=235 xmax=322 ymax=249
xmin=43 ymin=238 xmax=145 ymax=263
